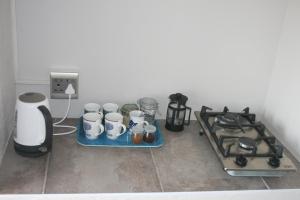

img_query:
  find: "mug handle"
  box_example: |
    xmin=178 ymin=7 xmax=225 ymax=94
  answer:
xmin=98 ymin=124 xmax=104 ymax=135
xmin=98 ymin=112 xmax=104 ymax=119
xmin=118 ymin=124 xmax=127 ymax=136
xmin=143 ymin=121 xmax=149 ymax=126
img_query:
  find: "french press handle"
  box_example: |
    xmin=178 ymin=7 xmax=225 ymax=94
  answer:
xmin=184 ymin=106 xmax=192 ymax=125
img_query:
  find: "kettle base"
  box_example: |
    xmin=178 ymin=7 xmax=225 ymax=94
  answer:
xmin=14 ymin=141 xmax=50 ymax=157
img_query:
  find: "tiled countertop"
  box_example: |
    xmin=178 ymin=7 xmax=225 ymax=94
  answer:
xmin=0 ymin=119 xmax=300 ymax=194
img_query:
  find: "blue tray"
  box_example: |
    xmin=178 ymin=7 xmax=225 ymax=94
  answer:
xmin=76 ymin=117 xmax=164 ymax=148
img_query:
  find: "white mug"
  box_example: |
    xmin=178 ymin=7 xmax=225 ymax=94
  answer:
xmin=128 ymin=110 xmax=149 ymax=129
xmin=105 ymin=112 xmax=126 ymax=140
xmin=84 ymin=103 xmax=101 ymax=114
xmin=103 ymin=103 xmax=119 ymax=115
xmin=83 ymin=113 xmax=104 ymax=140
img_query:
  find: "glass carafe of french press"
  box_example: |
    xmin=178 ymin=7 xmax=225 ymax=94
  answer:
xmin=165 ymin=93 xmax=191 ymax=132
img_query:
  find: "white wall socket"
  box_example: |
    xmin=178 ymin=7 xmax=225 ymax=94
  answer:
xmin=50 ymin=72 xmax=79 ymax=99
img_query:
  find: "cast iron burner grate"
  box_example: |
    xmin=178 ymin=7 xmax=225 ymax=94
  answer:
xmin=200 ymin=106 xmax=283 ymax=158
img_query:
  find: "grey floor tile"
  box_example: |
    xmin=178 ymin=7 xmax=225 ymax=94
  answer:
xmin=45 ymin=119 xmax=161 ymax=193
xmin=0 ymin=137 xmax=47 ymax=194
xmin=151 ymin=120 xmax=267 ymax=191
xmin=263 ymin=150 xmax=300 ymax=189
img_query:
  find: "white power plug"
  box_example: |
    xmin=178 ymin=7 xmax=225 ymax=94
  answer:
xmin=65 ymin=83 xmax=75 ymax=95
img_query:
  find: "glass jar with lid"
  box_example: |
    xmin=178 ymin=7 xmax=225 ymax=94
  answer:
xmin=137 ymin=97 xmax=158 ymax=125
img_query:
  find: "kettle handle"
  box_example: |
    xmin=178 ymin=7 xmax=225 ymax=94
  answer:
xmin=184 ymin=106 xmax=192 ymax=126
xmin=38 ymin=105 xmax=53 ymax=152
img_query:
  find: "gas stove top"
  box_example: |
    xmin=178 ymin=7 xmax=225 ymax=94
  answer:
xmin=195 ymin=106 xmax=297 ymax=177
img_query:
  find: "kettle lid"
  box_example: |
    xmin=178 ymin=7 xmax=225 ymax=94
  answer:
xmin=19 ymin=92 xmax=46 ymax=103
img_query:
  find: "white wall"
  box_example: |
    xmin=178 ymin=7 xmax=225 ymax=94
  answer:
xmin=15 ymin=0 xmax=288 ymax=118
xmin=263 ymin=0 xmax=300 ymax=160
xmin=0 ymin=0 xmax=16 ymax=162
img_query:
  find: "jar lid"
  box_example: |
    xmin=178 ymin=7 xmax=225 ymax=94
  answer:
xmin=138 ymin=97 xmax=158 ymax=109
xmin=120 ymin=104 xmax=139 ymax=114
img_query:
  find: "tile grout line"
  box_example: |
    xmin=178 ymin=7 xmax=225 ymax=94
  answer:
xmin=150 ymin=148 xmax=164 ymax=192
xmin=42 ymin=152 xmax=51 ymax=194
xmin=260 ymin=177 xmax=271 ymax=190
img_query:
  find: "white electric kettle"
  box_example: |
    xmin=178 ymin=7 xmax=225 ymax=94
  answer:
xmin=14 ymin=92 xmax=53 ymax=157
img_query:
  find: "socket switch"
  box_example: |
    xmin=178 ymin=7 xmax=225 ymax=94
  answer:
xmin=50 ymin=72 xmax=79 ymax=99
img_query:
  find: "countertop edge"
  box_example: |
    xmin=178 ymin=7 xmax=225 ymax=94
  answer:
xmin=0 ymin=189 xmax=300 ymax=200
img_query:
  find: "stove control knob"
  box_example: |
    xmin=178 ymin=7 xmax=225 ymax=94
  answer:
xmin=268 ymin=156 xmax=280 ymax=168
xmin=235 ymin=155 xmax=247 ymax=167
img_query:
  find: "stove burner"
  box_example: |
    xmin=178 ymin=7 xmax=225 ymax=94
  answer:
xmin=239 ymin=137 xmax=256 ymax=150
xmin=218 ymin=113 xmax=239 ymax=124
xmin=215 ymin=113 xmax=248 ymax=133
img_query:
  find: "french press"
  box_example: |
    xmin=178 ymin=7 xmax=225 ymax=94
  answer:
xmin=165 ymin=93 xmax=191 ymax=132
